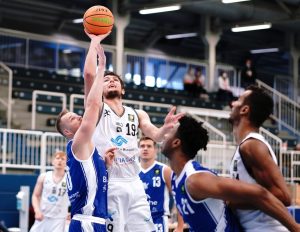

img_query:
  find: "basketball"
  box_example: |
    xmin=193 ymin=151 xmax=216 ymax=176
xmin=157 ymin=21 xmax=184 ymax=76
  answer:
xmin=83 ymin=5 xmax=114 ymax=35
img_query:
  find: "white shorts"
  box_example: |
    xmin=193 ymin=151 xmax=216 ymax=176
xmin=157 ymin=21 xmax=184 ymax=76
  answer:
xmin=106 ymin=177 xmax=155 ymax=232
xmin=29 ymin=217 xmax=66 ymax=232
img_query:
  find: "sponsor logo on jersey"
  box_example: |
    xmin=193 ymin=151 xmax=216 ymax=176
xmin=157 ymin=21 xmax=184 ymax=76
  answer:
xmin=233 ymin=159 xmax=238 ymax=171
xmin=116 ymin=122 xmax=123 ymax=127
xmin=114 ymin=155 xmax=135 ymax=164
xmin=116 ymin=127 xmax=122 ymax=132
xmin=61 ymin=181 xmax=66 ymax=187
xmin=68 ymin=191 xmax=80 ymax=203
xmin=48 ymin=195 xmax=58 ymax=202
xmin=144 ymin=217 xmax=152 ymax=222
xmin=128 ymin=114 xmax=135 ymax=122
xmin=111 ymin=135 xmax=128 ymax=146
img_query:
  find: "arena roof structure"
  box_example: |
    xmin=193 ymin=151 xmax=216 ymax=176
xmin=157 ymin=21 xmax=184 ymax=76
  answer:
xmin=0 ymin=0 xmax=300 ymax=73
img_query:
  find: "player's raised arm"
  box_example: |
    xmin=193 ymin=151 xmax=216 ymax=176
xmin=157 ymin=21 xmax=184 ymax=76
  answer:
xmin=83 ymin=31 xmax=110 ymax=107
xmin=72 ymin=44 xmax=106 ymax=158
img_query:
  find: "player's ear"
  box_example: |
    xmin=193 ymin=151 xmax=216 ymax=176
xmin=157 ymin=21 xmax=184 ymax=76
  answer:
xmin=240 ymin=105 xmax=249 ymax=116
xmin=121 ymin=89 xmax=125 ymax=95
xmin=63 ymin=128 xmax=72 ymax=138
xmin=173 ymin=138 xmax=181 ymax=148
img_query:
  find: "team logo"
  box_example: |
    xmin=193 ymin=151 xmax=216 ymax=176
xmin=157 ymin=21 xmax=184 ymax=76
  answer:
xmin=116 ymin=127 xmax=122 ymax=132
xmin=181 ymin=185 xmax=185 ymax=193
xmin=111 ymin=135 xmax=128 ymax=146
xmin=104 ymin=109 xmax=111 ymax=117
xmin=128 ymin=114 xmax=134 ymax=122
xmin=155 ymin=169 xmax=160 ymax=175
xmin=61 ymin=181 xmax=66 ymax=187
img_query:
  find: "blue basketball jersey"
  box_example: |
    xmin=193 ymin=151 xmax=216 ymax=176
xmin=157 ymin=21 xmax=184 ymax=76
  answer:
xmin=171 ymin=160 xmax=241 ymax=232
xmin=139 ymin=161 xmax=170 ymax=219
xmin=66 ymin=140 xmax=108 ymax=219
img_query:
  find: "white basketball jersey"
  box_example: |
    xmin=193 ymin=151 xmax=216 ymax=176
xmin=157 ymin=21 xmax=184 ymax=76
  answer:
xmin=92 ymin=103 xmax=141 ymax=179
xmin=40 ymin=171 xmax=69 ymax=218
xmin=230 ymin=132 xmax=288 ymax=231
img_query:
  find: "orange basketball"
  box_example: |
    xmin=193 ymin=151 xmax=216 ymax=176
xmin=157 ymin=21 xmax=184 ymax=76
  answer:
xmin=83 ymin=5 xmax=114 ymax=35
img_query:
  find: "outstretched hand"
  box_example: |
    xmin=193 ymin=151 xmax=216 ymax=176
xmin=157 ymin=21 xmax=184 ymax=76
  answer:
xmin=84 ymin=29 xmax=111 ymax=44
xmin=163 ymin=106 xmax=185 ymax=130
xmin=104 ymin=147 xmax=117 ymax=168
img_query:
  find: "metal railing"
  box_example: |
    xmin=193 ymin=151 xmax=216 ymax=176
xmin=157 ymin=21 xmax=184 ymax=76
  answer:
xmin=0 ymin=128 xmax=66 ymax=174
xmin=31 ymin=90 xmax=67 ymax=130
xmin=0 ymin=62 xmax=12 ymax=128
xmin=257 ymin=79 xmax=300 ymax=137
xmin=281 ymin=150 xmax=300 ymax=183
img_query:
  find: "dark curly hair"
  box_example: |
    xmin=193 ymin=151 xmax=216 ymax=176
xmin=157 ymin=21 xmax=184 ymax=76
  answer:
xmin=176 ymin=116 xmax=209 ymax=159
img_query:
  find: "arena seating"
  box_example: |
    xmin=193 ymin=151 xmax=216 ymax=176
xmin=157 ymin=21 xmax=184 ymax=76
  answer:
xmin=8 ymin=66 xmax=226 ymax=131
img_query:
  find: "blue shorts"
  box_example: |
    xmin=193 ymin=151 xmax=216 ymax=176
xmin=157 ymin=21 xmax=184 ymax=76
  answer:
xmin=69 ymin=219 xmax=106 ymax=232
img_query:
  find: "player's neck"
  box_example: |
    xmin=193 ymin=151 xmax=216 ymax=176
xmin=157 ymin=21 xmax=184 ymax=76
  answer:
xmin=234 ymin=121 xmax=258 ymax=144
xmin=53 ymin=168 xmax=65 ymax=177
xmin=169 ymin=152 xmax=186 ymax=177
xmin=140 ymin=159 xmax=155 ymax=169
xmin=52 ymin=168 xmax=65 ymax=183
xmin=105 ymin=98 xmax=124 ymax=116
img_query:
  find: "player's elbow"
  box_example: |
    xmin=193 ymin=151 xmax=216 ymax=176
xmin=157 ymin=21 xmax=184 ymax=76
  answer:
xmin=274 ymin=189 xmax=292 ymax=206
xmin=84 ymin=70 xmax=94 ymax=80
xmin=281 ymin=192 xmax=292 ymax=206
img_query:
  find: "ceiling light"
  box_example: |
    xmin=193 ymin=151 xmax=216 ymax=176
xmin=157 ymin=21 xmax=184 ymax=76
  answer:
xmin=139 ymin=5 xmax=181 ymax=14
xmin=166 ymin=32 xmax=197 ymax=39
xmin=72 ymin=18 xmax=83 ymax=24
xmin=222 ymin=0 xmax=250 ymax=3
xmin=250 ymin=48 xmax=279 ymax=54
xmin=231 ymin=23 xmax=271 ymax=32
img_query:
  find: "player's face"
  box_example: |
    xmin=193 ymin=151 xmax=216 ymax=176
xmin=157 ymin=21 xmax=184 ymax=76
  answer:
xmin=161 ymin=124 xmax=179 ymax=158
xmin=61 ymin=112 xmax=82 ymax=136
xmin=139 ymin=139 xmax=157 ymax=161
xmin=229 ymin=90 xmax=251 ymax=124
xmin=103 ymin=75 xmax=124 ymax=99
xmin=52 ymin=154 xmax=67 ymax=170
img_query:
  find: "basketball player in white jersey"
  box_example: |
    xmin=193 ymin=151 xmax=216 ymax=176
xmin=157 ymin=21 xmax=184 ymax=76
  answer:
xmin=56 ymin=39 xmax=115 ymax=231
xmin=30 ymin=151 xmax=69 ymax=232
xmin=138 ymin=136 xmax=184 ymax=232
xmin=229 ymin=85 xmax=292 ymax=231
xmin=161 ymin=115 xmax=300 ymax=232
xmin=84 ymin=32 xmax=184 ymax=231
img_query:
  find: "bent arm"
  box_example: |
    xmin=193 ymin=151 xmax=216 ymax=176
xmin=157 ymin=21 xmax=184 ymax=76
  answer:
xmin=187 ymin=172 xmax=299 ymax=232
xmin=138 ymin=106 xmax=184 ymax=142
xmin=240 ymin=139 xmax=291 ymax=206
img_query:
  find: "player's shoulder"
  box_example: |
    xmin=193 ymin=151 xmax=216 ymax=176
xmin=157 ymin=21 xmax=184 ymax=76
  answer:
xmin=37 ymin=172 xmax=48 ymax=183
